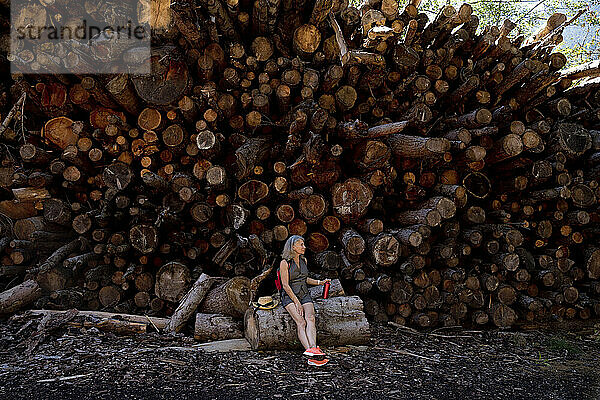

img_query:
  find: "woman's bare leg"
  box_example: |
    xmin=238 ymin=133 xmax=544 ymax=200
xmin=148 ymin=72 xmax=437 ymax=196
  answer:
xmin=303 ymin=303 xmax=317 ymax=348
xmin=285 ymin=303 xmax=310 ymax=350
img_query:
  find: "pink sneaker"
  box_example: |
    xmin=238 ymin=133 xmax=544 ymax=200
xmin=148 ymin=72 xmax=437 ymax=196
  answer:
xmin=308 ymin=358 xmax=329 ymax=366
xmin=303 ymin=347 xmax=325 ymax=357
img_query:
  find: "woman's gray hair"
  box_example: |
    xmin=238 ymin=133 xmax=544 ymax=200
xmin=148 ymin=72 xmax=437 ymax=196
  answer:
xmin=281 ymin=235 xmax=304 ymax=260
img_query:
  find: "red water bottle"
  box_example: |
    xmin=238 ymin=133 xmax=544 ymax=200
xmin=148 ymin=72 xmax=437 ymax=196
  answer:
xmin=323 ymin=280 xmax=330 ymax=299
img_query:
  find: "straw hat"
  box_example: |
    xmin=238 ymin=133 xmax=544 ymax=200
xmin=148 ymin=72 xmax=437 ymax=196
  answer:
xmin=251 ymin=295 xmax=280 ymax=310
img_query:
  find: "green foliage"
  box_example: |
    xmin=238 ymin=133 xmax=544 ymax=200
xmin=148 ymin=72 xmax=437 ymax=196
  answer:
xmin=543 ymin=1 xmax=599 ymax=65
xmin=419 ymin=0 xmax=544 ymax=36
xmin=350 ymin=0 xmax=599 ymax=67
xmin=544 ymin=336 xmax=582 ymax=354
xmin=534 ymin=350 xmax=551 ymax=367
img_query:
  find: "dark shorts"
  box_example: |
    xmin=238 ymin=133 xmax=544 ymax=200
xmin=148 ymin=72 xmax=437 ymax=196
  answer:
xmin=280 ymin=290 xmax=313 ymax=308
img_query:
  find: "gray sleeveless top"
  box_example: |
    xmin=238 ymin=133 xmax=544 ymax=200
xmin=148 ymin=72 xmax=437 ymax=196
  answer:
xmin=284 ymin=256 xmax=309 ymax=299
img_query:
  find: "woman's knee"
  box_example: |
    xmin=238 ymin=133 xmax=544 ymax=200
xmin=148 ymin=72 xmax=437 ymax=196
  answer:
xmin=305 ymin=313 xmax=315 ymax=325
xmin=294 ymin=316 xmax=307 ymax=329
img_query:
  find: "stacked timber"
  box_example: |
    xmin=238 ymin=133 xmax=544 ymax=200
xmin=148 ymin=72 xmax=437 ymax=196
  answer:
xmin=0 ymin=0 xmax=598 ymax=332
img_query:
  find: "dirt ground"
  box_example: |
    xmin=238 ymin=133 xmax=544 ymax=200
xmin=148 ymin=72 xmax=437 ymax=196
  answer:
xmin=1 ymin=314 xmax=599 ymax=400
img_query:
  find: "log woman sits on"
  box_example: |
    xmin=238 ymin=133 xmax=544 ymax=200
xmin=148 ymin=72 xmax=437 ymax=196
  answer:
xmin=279 ymin=235 xmax=330 ymax=366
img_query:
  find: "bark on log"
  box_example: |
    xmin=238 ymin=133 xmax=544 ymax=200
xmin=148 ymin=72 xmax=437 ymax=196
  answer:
xmin=199 ymin=276 xmax=251 ymax=318
xmin=165 ymin=273 xmax=215 ymax=333
xmin=129 ymin=225 xmax=159 ymax=254
xmin=43 ymin=117 xmax=79 ymax=149
xmin=340 ymin=227 xmax=366 ymax=256
xmin=387 ymin=134 xmax=450 ymax=158
xmin=131 ymin=47 xmax=189 ymax=105
xmin=585 ymin=248 xmax=600 ymax=280
xmin=194 ymin=313 xmax=243 ymax=341
xmin=238 ymin=180 xmax=269 ymax=205
xmin=396 ymin=208 xmax=441 ymax=227
xmin=27 ymin=309 xmax=169 ymax=330
xmin=33 ymin=237 xmax=86 ymax=274
xmin=102 ymin=162 xmax=134 ymax=191
xmin=0 ymin=280 xmax=42 ymax=314
xmin=298 ymin=194 xmax=328 ymax=224
xmin=68 ymin=318 xmax=147 ymax=335
xmin=331 ymin=178 xmax=373 ymax=223
xmin=235 ymin=136 xmax=271 ymax=180
xmin=15 ymin=217 xmax=65 ymax=240
xmin=43 ymin=199 xmax=72 ymax=226
xmin=244 ymin=296 xmax=370 ymax=349
xmin=368 ymin=233 xmax=400 ymax=266
xmin=550 ymin=123 xmax=591 ymax=159
xmin=155 ymin=262 xmax=192 ymax=303
xmin=491 ymin=303 xmax=517 ymax=328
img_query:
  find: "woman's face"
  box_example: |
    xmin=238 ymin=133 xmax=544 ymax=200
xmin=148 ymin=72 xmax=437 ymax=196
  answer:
xmin=292 ymin=238 xmax=306 ymax=255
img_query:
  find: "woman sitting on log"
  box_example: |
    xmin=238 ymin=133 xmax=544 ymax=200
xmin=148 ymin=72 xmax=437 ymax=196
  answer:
xmin=279 ymin=235 xmax=331 ymax=366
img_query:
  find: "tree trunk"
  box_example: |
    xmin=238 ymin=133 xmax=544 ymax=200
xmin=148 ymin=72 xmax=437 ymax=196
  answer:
xmin=199 ymin=276 xmax=251 ymax=318
xmin=0 ymin=280 xmax=42 ymax=314
xmin=194 ymin=313 xmax=243 ymax=341
xmin=68 ymin=318 xmax=147 ymax=335
xmin=331 ymin=178 xmax=373 ymax=223
xmin=165 ymin=274 xmax=215 ymax=333
xmin=244 ymin=296 xmax=370 ymax=349
xmin=155 ymin=262 xmax=192 ymax=303
xmin=27 ymin=309 xmax=169 ymax=330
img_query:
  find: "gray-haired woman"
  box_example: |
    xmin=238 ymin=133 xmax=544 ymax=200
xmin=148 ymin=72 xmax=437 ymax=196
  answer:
xmin=279 ymin=235 xmax=331 ymax=366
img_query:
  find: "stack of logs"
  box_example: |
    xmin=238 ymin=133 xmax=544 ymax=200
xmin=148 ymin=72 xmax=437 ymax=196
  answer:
xmin=0 ymin=0 xmax=599 ymax=331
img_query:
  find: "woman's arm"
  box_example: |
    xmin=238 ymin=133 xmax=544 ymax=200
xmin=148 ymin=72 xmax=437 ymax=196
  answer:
xmin=306 ymin=277 xmax=323 ymax=286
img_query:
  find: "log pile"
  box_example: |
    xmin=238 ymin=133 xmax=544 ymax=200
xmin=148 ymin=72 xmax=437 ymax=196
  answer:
xmin=0 ymin=0 xmax=599 ymax=332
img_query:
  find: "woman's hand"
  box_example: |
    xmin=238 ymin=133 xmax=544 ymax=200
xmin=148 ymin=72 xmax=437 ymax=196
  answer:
xmin=318 ymin=278 xmax=331 ymax=285
xmin=295 ymin=301 xmax=304 ymax=316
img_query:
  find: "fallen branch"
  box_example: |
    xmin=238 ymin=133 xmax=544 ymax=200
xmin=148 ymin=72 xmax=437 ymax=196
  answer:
xmin=26 ymin=309 xmax=169 ymax=330
xmin=373 ymin=346 xmax=440 ymax=362
xmin=0 ymin=92 xmax=26 ymax=137
xmin=38 ymin=374 xmax=93 ymax=383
